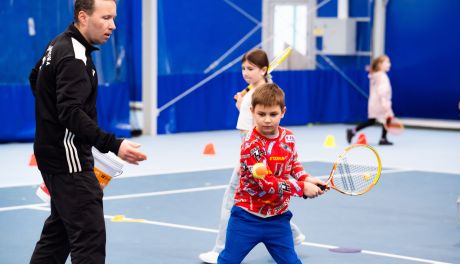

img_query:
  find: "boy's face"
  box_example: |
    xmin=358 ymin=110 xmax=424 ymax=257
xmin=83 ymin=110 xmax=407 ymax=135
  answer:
xmin=251 ymin=104 xmax=286 ymax=137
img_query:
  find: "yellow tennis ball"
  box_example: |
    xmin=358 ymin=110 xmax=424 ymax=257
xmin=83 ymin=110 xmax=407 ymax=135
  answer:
xmin=363 ymin=173 xmax=371 ymax=181
xmin=252 ymin=163 xmax=268 ymax=179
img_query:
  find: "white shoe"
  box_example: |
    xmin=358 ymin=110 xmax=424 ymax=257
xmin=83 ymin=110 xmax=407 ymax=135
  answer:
xmin=199 ymin=250 xmax=219 ymax=264
xmin=294 ymin=233 xmax=306 ymax=245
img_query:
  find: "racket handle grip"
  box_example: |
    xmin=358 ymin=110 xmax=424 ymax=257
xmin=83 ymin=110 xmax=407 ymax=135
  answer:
xmin=233 ymin=87 xmax=250 ymax=102
xmin=302 ymin=184 xmax=329 ymax=199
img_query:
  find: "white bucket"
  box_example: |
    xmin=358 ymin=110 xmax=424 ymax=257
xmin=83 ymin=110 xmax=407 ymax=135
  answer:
xmin=36 ymin=148 xmax=124 ymax=202
xmin=92 ymin=147 xmax=124 ymax=188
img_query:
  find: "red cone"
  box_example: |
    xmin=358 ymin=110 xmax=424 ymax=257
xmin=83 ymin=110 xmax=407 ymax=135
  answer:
xmin=356 ymin=133 xmax=368 ymax=145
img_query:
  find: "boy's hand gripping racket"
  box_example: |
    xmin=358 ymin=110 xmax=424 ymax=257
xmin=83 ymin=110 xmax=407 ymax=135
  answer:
xmin=234 ymin=47 xmax=293 ymax=101
xmin=320 ymin=144 xmax=382 ymax=196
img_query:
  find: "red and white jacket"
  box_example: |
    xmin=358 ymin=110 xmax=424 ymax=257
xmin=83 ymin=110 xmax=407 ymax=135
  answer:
xmin=234 ymin=126 xmax=309 ymax=217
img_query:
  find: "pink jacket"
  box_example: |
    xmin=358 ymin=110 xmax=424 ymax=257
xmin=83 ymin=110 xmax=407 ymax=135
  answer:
xmin=368 ymin=72 xmax=394 ymax=122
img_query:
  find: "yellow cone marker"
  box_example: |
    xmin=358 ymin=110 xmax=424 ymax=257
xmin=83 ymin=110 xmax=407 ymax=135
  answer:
xmin=323 ymin=135 xmax=336 ymax=148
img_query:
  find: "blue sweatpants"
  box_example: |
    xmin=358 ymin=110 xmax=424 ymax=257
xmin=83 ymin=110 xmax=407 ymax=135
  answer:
xmin=218 ymin=206 xmax=302 ymax=264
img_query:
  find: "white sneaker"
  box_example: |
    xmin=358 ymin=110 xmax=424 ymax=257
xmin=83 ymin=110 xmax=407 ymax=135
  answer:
xmin=36 ymin=182 xmax=50 ymax=203
xmin=294 ymin=233 xmax=306 ymax=245
xmin=199 ymin=250 xmax=219 ymax=264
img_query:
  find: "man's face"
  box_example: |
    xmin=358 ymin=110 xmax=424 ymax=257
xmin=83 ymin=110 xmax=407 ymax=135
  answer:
xmin=251 ymin=104 xmax=286 ymax=137
xmin=86 ymin=0 xmax=117 ymax=45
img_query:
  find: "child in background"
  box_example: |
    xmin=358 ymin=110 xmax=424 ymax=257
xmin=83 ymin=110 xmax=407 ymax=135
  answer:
xmin=347 ymin=55 xmax=395 ymax=145
xmin=218 ymin=83 xmax=327 ymax=264
xmin=199 ymin=49 xmax=305 ymax=264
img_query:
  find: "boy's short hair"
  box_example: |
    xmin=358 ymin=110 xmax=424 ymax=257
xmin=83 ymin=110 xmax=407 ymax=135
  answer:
xmin=251 ymin=83 xmax=285 ymax=110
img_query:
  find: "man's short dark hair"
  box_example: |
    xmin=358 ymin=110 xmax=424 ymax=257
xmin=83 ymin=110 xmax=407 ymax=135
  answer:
xmin=74 ymin=0 xmax=94 ymax=23
xmin=74 ymin=0 xmax=116 ymax=23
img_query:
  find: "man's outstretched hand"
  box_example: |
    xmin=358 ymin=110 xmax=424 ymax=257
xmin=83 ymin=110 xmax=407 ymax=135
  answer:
xmin=118 ymin=140 xmax=147 ymax=165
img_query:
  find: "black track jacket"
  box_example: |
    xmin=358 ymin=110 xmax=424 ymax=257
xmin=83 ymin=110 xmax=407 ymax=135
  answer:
xmin=29 ymin=24 xmax=122 ymax=174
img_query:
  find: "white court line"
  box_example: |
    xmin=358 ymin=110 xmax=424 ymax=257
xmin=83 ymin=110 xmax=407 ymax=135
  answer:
xmin=6 ymin=184 xmax=452 ymax=264
xmin=24 ymin=205 xmax=452 ymax=264
xmin=104 ymin=214 xmax=218 ymax=233
xmin=103 ymin=184 xmax=228 ymax=201
xmin=300 ymin=241 xmax=450 ymax=264
xmin=360 ymin=249 xmax=451 ymax=264
xmin=117 ymin=163 xmax=411 ymax=180
xmin=24 ymin=206 xmax=219 ymax=234
xmin=0 ymin=185 xmax=228 ymax=212
xmin=0 ymin=160 xmax=416 ymax=189
xmin=0 ymin=168 xmax=411 ymax=212
xmin=0 ymin=202 xmax=48 ymax=212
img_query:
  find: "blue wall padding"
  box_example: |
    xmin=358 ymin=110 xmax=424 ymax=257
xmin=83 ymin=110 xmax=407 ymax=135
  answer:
xmin=1 ymin=0 xmax=458 ymax=141
xmin=386 ymin=0 xmax=460 ymax=120
xmin=156 ymin=70 xmax=369 ymax=134
xmin=0 ymin=83 xmax=130 ymax=141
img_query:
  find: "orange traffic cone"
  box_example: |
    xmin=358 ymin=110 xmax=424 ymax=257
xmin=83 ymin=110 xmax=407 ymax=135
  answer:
xmin=29 ymin=154 xmax=37 ymax=166
xmin=203 ymin=143 xmax=216 ymax=155
xmin=356 ymin=133 xmax=368 ymax=145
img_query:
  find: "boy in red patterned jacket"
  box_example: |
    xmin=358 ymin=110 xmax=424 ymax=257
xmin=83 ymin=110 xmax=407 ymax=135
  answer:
xmin=218 ymin=83 xmax=327 ymax=264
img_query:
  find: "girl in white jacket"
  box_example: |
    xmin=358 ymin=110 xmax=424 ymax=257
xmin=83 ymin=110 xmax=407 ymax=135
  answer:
xmin=347 ymin=55 xmax=395 ymax=145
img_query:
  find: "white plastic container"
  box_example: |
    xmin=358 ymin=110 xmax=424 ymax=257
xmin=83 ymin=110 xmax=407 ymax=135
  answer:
xmin=36 ymin=148 xmax=124 ymax=202
xmin=92 ymin=147 xmax=124 ymax=188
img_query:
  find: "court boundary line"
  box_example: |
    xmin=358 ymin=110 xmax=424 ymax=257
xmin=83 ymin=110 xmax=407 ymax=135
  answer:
xmin=0 ymin=169 xmax=412 ymax=212
xmin=25 ymin=205 xmax=452 ymax=264
xmin=2 ymin=158 xmax=456 ymax=189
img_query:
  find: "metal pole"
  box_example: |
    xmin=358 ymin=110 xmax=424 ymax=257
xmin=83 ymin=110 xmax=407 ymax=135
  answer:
xmin=372 ymin=0 xmax=387 ymax=58
xmin=142 ymin=0 xmax=158 ymax=135
xmin=338 ymin=0 xmax=349 ymax=19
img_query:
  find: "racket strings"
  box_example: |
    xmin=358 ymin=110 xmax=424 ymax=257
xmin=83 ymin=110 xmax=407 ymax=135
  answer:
xmin=332 ymin=154 xmax=379 ymax=195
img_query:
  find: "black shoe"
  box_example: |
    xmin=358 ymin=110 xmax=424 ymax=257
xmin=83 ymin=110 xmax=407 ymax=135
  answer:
xmin=131 ymin=129 xmax=143 ymax=137
xmin=346 ymin=129 xmax=354 ymax=144
xmin=379 ymin=138 xmax=393 ymax=145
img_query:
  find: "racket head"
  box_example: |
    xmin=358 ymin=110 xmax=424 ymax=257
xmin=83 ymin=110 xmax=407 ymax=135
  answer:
xmin=328 ymin=144 xmax=382 ymax=195
xmin=384 ymin=117 xmax=404 ymax=135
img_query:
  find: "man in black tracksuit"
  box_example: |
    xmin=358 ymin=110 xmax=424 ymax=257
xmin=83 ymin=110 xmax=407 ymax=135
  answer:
xmin=29 ymin=1 xmax=147 ymax=263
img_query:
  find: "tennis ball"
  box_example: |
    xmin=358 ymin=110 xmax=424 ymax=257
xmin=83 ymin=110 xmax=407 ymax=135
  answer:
xmin=252 ymin=163 xmax=268 ymax=179
xmin=363 ymin=173 xmax=371 ymax=181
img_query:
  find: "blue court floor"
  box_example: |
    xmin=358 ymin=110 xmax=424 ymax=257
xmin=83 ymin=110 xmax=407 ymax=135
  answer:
xmin=0 ymin=125 xmax=459 ymax=263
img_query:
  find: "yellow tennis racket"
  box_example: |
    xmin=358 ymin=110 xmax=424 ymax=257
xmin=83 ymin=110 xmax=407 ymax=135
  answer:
xmin=234 ymin=47 xmax=293 ymax=101
xmin=320 ymin=144 xmax=382 ymax=196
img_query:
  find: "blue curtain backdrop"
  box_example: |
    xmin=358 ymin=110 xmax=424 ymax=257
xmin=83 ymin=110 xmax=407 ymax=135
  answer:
xmin=155 ymin=0 xmax=371 ymax=134
xmin=0 ymin=0 xmax=132 ymax=141
xmin=1 ymin=0 xmax=458 ymax=141
xmin=386 ymin=0 xmax=460 ymax=120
